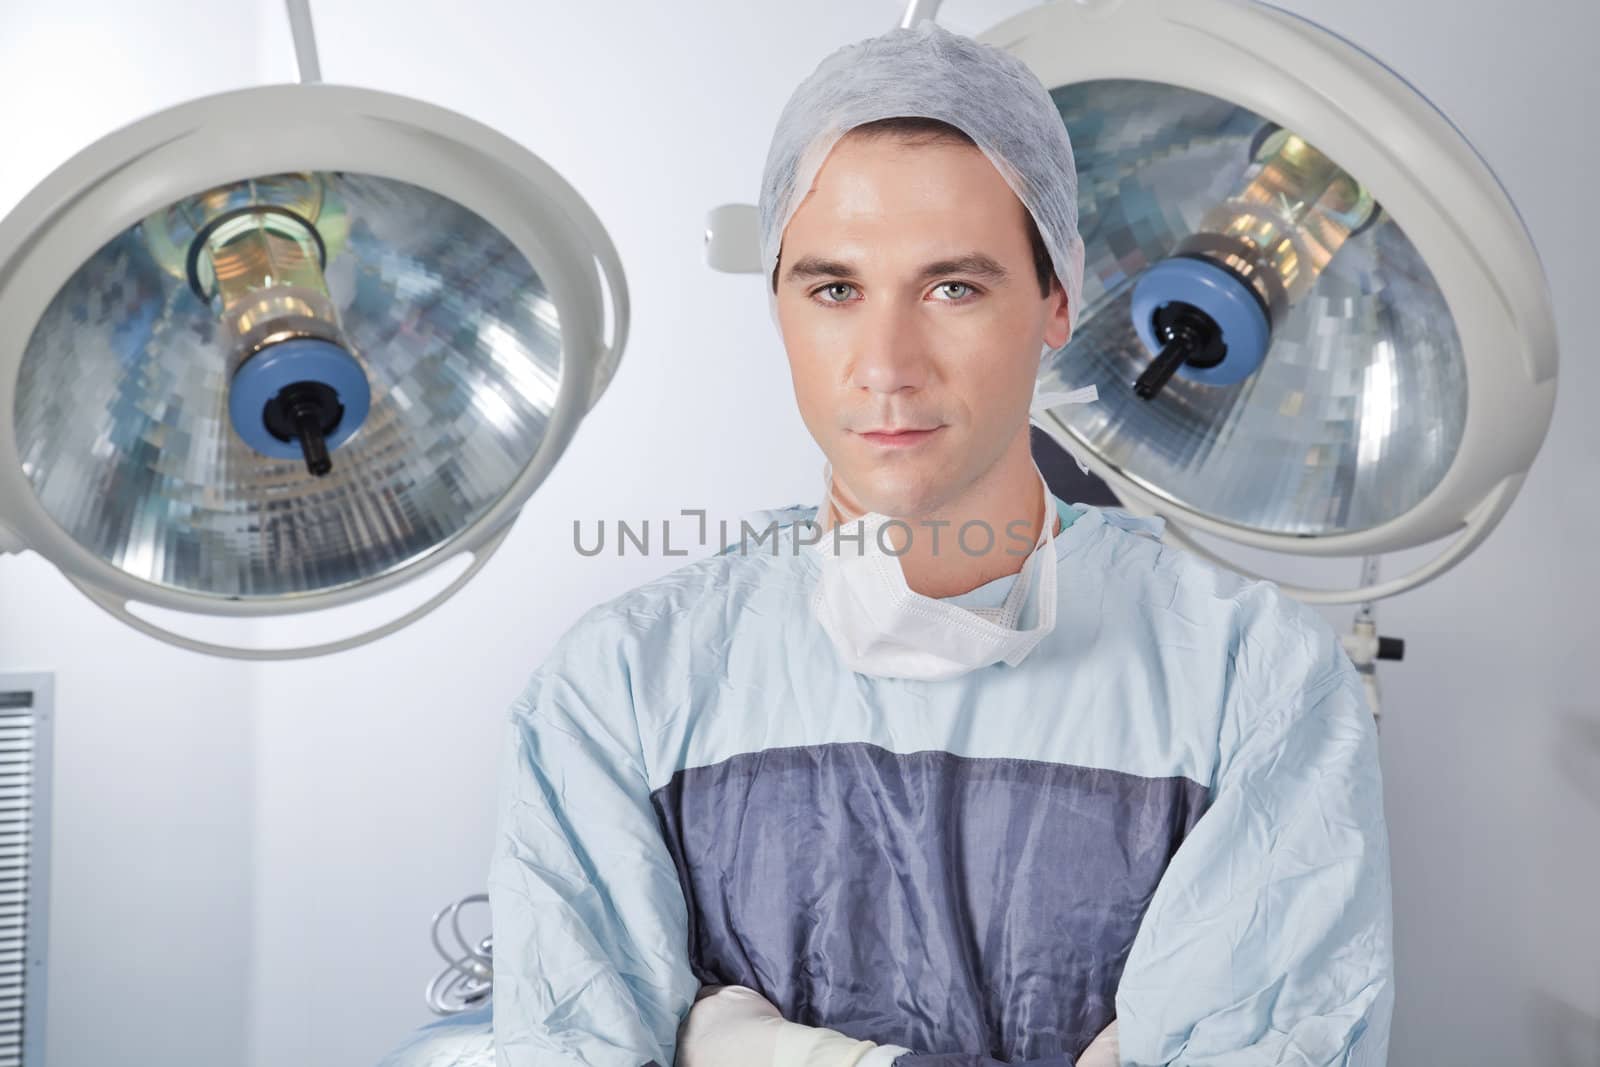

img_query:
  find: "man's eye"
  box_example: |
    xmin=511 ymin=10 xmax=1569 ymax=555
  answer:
xmin=816 ymin=283 xmax=857 ymax=303
xmin=933 ymin=282 xmax=975 ymax=301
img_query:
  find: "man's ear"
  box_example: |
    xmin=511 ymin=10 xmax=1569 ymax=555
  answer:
xmin=1042 ymin=280 xmax=1072 ymax=349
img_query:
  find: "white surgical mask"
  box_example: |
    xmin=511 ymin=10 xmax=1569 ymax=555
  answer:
xmin=809 ymin=465 xmax=1057 ymax=681
xmin=807 ymin=382 xmax=1098 ymax=682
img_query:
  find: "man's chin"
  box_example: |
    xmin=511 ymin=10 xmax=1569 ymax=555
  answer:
xmin=835 ymin=464 xmax=955 ymax=520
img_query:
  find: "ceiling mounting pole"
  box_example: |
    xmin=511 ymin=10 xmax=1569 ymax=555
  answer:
xmin=900 ymin=0 xmax=944 ymax=29
xmin=285 ymin=0 xmax=323 ymax=84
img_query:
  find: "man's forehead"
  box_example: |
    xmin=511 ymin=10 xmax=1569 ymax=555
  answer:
xmin=775 ymin=134 xmax=1039 ymax=285
xmin=780 ymin=194 xmax=1035 ymax=284
xmin=806 ymin=134 xmax=1010 ymax=203
xmin=786 ymin=138 xmax=1028 ymax=239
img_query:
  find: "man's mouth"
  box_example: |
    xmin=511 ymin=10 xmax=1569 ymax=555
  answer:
xmin=856 ymin=426 xmax=943 ymax=448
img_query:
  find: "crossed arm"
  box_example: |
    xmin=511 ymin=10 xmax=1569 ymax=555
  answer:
xmin=677 ymin=984 xmax=1121 ymax=1067
xmin=488 ymin=595 xmax=1392 ymax=1066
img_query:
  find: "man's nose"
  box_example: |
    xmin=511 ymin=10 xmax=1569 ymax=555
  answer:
xmin=847 ymin=296 xmax=930 ymax=394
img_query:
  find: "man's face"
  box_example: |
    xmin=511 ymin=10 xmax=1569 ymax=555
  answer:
xmin=775 ymin=134 xmax=1071 ymax=519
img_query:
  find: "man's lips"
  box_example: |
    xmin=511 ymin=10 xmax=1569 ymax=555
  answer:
xmin=855 ymin=426 xmax=943 ymax=447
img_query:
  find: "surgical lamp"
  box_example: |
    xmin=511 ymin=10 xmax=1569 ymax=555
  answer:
xmin=0 ymin=1 xmax=629 ymax=659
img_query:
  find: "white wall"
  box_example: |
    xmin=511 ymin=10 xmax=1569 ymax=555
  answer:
xmin=1195 ymin=2 xmax=1600 ymax=1063
xmin=0 ymin=2 xmax=282 ymax=1063
xmin=1 ymin=1 xmax=1595 ymax=1065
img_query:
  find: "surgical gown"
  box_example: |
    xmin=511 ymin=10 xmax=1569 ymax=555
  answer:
xmin=487 ymin=498 xmax=1393 ymax=1066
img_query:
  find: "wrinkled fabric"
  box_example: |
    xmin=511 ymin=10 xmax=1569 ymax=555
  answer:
xmin=487 ymin=499 xmax=1393 ymax=1066
xmin=758 ymin=21 xmax=1086 ymax=341
xmin=376 ymin=1006 xmax=495 ymax=1067
xmin=654 ymin=744 xmax=1204 ymax=1059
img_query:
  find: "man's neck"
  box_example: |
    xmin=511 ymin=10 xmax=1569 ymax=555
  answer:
xmin=825 ymin=434 xmax=1057 ymax=600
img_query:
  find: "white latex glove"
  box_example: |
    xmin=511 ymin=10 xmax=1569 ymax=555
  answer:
xmin=677 ymin=984 xmax=908 ymax=1067
xmin=677 ymin=985 xmax=784 ymax=1067
xmin=1076 ymin=1020 xmax=1119 ymax=1067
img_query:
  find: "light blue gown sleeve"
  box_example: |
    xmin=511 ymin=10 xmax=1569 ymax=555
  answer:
xmin=1114 ymin=582 xmax=1395 ymax=1067
xmin=487 ymin=607 xmax=701 ymax=1067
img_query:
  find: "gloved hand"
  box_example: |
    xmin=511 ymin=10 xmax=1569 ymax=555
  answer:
xmin=676 ymin=985 xmax=785 ymax=1067
xmin=677 ymin=984 xmax=911 ymax=1067
xmin=1076 ymin=1020 xmax=1118 ymax=1067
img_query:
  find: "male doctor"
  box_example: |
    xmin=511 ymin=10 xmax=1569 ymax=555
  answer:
xmin=488 ymin=20 xmax=1393 ymax=1067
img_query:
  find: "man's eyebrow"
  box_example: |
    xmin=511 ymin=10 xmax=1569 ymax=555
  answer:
xmin=781 ymin=252 xmax=1011 ymax=285
xmin=783 ymin=256 xmax=859 ymax=283
xmin=916 ymin=254 xmax=1010 ymax=283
